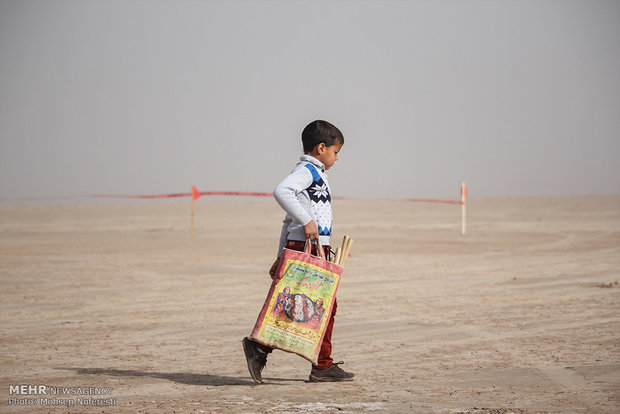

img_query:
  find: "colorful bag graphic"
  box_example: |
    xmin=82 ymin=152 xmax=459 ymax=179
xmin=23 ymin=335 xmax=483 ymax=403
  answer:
xmin=249 ymin=241 xmax=342 ymax=364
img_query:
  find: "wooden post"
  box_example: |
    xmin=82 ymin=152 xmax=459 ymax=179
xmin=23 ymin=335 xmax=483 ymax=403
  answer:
xmin=191 ymin=199 xmax=195 ymax=238
xmin=191 ymin=185 xmax=201 ymax=238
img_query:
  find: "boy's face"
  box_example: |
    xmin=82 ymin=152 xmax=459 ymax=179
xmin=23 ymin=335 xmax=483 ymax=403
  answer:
xmin=315 ymin=142 xmax=343 ymax=170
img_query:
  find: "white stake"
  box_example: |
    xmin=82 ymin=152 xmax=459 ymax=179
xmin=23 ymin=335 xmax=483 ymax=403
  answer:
xmin=191 ymin=199 xmax=195 ymax=238
xmin=461 ymin=181 xmax=467 ymax=236
xmin=191 ymin=185 xmax=201 ymax=238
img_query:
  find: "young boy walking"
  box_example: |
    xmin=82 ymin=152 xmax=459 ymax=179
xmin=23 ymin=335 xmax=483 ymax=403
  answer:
xmin=242 ymin=120 xmax=355 ymax=383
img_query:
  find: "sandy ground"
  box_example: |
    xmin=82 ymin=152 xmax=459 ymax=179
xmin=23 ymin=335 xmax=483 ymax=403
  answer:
xmin=1 ymin=195 xmax=619 ymax=414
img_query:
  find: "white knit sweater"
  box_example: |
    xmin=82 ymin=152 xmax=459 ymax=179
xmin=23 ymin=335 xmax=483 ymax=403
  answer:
xmin=273 ymin=155 xmax=333 ymax=256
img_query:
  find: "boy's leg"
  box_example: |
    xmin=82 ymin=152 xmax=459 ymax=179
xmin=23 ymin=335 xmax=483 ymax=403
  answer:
xmin=257 ymin=343 xmax=273 ymax=354
xmin=242 ymin=337 xmax=269 ymax=384
xmin=309 ymin=301 xmax=354 ymax=381
xmin=315 ymin=298 xmax=337 ymax=369
xmin=309 ymin=295 xmax=355 ymax=381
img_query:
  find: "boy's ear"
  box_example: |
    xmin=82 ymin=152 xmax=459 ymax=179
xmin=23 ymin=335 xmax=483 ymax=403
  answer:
xmin=316 ymin=142 xmax=326 ymax=154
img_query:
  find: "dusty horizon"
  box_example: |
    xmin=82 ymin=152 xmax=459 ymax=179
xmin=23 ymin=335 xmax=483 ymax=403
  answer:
xmin=1 ymin=0 xmax=619 ymax=200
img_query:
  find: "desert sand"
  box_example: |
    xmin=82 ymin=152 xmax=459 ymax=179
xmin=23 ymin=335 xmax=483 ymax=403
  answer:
xmin=1 ymin=195 xmax=619 ymax=413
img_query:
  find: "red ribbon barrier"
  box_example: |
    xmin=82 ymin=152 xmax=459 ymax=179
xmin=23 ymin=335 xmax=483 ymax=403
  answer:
xmin=92 ymin=190 xmax=274 ymax=200
xmin=409 ymin=198 xmax=464 ymax=205
xmin=1 ymin=186 xmax=464 ymax=205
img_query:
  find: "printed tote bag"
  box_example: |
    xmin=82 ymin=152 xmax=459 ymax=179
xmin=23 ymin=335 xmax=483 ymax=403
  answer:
xmin=250 ymin=241 xmax=342 ymax=364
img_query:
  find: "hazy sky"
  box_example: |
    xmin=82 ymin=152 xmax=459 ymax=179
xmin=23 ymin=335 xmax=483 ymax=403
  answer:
xmin=1 ymin=0 xmax=619 ymax=200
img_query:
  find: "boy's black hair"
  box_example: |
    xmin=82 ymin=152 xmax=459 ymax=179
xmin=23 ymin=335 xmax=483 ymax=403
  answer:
xmin=302 ymin=120 xmax=344 ymax=154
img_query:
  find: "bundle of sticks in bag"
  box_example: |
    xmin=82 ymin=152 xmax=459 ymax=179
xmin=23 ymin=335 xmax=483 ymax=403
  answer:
xmin=332 ymin=235 xmax=353 ymax=267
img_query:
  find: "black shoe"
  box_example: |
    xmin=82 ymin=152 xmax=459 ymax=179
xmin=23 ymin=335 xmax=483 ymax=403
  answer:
xmin=242 ymin=337 xmax=267 ymax=384
xmin=309 ymin=361 xmax=355 ymax=382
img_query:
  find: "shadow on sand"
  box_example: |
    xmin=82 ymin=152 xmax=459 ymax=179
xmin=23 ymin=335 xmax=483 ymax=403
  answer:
xmin=57 ymin=367 xmax=259 ymax=386
xmin=56 ymin=367 xmax=305 ymax=386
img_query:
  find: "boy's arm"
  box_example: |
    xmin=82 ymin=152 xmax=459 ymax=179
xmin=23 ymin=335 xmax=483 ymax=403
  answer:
xmin=273 ymin=168 xmax=317 ymax=239
xmin=276 ymin=217 xmax=291 ymax=256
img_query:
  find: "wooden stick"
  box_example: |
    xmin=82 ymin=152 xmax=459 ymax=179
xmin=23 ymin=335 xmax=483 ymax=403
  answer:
xmin=340 ymin=236 xmax=353 ymax=266
xmin=333 ymin=247 xmax=341 ymax=265
xmin=337 ymin=236 xmax=349 ymax=266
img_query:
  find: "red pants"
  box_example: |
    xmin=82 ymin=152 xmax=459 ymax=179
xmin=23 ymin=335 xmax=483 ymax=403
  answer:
xmin=258 ymin=240 xmax=336 ymax=369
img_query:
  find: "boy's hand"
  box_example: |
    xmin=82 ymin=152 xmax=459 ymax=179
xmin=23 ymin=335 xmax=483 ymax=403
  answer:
xmin=269 ymin=257 xmax=281 ymax=279
xmin=303 ymin=221 xmax=319 ymax=241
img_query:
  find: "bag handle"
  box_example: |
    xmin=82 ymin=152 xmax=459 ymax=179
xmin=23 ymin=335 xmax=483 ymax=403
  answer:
xmin=304 ymin=239 xmax=326 ymax=261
